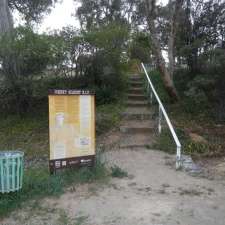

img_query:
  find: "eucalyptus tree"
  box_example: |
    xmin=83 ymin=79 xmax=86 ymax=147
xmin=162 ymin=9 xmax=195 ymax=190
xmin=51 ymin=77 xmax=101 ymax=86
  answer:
xmin=141 ymin=0 xmax=182 ymax=100
xmin=0 ymin=0 xmax=13 ymax=33
xmin=177 ymin=0 xmax=225 ymax=72
xmin=75 ymin=0 xmax=141 ymax=30
xmin=0 ymin=0 xmax=56 ymax=78
xmin=0 ymin=0 xmax=56 ymax=34
xmin=135 ymin=0 xmax=225 ymax=100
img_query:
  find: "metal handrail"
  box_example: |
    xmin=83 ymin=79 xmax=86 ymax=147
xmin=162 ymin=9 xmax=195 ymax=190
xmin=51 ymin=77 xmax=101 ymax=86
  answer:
xmin=141 ymin=63 xmax=182 ymax=169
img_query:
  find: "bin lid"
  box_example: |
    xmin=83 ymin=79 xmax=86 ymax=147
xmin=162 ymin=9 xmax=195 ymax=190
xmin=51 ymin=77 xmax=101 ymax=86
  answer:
xmin=0 ymin=151 xmax=24 ymax=159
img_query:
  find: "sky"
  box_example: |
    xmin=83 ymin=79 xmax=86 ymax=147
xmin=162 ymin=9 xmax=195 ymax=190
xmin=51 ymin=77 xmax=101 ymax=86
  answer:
xmin=14 ymin=0 xmax=80 ymax=33
xmin=14 ymin=0 xmax=168 ymax=33
xmin=38 ymin=0 xmax=80 ymax=33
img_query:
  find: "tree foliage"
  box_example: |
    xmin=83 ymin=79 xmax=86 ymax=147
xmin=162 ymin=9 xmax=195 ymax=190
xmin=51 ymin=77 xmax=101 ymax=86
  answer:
xmin=129 ymin=32 xmax=152 ymax=63
xmin=0 ymin=26 xmax=53 ymax=77
xmin=8 ymin=0 xmax=57 ymax=22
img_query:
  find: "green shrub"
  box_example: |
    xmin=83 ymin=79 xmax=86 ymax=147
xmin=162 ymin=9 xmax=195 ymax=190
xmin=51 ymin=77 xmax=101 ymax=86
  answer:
xmin=153 ymin=128 xmax=188 ymax=154
xmin=0 ymin=26 xmax=54 ymax=77
xmin=0 ymin=24 xmax=129 ymax=115
xmin=144 ymin=70 xmax=171 ymax=103
xmin=174 ymin=49 xmax=225 ymax=121
xmin=129 ymin=33 xmax=151 ymax=63
xmin=184 ymin=142 xmax=209 ymax=156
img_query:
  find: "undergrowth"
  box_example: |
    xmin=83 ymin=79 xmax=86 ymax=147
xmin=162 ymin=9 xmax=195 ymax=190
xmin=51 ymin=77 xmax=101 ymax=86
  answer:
xmin=153 ymin=128 xmax=225 ymax=157
xmin=0 ymin=113 xmax=49 ymax=159
xmin=146 ymin=70 xmax=225 ymax=157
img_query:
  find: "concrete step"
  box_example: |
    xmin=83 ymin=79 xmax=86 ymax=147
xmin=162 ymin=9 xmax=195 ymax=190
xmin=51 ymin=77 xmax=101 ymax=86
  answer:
xmin=122 ymin=113 xmax=153 ymax=120
xmin=120 ymin=127 xmax=154 ymax=133
xmin=128 ymin=88 xmax=143 ymax=95
xmin=122 ymin=107 xmax=154 ymax=120
xmin=129 ymin=76 xmax=143 ymax=82
xmin=126 ymin=100 xmax=149 ymax=107
xmin=129 ymin=81 xmax=143 ymax=88
xmin=120 ymin=120 xmax=155 ymax=134
xmin=128 ymin=94 xmax=146 ymax=101
xmin=119 ymin=133 xmax=154 ymax=149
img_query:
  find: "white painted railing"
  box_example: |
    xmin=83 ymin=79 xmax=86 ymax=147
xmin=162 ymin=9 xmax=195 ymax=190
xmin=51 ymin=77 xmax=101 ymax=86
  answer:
xmin=141 ymin=63 xmax=182 ymax=169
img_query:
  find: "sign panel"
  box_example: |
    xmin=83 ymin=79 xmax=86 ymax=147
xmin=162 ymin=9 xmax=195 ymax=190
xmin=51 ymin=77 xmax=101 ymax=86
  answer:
xmin=48 ymin=89 xmax=95 ymax=173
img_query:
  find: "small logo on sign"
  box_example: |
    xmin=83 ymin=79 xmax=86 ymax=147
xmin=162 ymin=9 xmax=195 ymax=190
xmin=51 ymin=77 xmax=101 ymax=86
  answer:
xmin=80 ymin=159 xmax=92 ymax=165
xmin=81 ymin=159 xmax=91 ymax=163
xmin=55 ymin=161 xmax=61 ymax=168
xmin=80 ymin=137 xmax=90 ymax=146
xmin=69 ymin=160 xmax=79 ymax=165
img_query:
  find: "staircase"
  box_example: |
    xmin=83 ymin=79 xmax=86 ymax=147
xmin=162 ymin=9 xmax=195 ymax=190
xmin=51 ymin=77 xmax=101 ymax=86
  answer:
xmin=119 ymin=74 xmax=156 ymax=149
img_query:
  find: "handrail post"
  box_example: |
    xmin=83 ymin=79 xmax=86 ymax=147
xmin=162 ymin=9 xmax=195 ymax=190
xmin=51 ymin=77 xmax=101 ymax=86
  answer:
xmin=150 ymin=91 xmax=153 ymax=105
xmin=176 ymin=146 xmax=182 ymax=169
xmin=158 ymin=105 xmax=162 ymax=134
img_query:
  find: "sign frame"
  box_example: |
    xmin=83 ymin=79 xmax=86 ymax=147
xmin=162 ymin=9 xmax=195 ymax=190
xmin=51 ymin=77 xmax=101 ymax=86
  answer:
xmin=48 ymin=89 xmax=96 ymax=174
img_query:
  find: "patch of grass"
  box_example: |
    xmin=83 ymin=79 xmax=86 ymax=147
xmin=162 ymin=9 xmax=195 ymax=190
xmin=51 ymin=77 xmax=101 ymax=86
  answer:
xmin=111 ymin=165 xmax=128 ymax=178
xmin=96 ymin=103 xmax=124 ymax=135
xmin=0 ymin=158 xmax=109 ymax=218
xmin=57 ymin=209 xmax=89 ymax=225
xmin=74 ymin=215 xmax=89 ymax=225
xmin=57 ymin=209 xmax=71 ymax=225
xmin=0 ymin=114 xmax=49 ymax=159
xmin=153 ymin=129 xmax=179 ymax=154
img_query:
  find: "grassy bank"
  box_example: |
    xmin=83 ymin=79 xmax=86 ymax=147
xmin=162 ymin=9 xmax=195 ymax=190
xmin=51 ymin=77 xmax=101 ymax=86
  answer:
xmin=0 ymin=102 xmax=124 ymax=160
xmin=147 ymin=70 xmax=225 ymax=158
xmin=0 ymin=114 xmax=49 ymax=161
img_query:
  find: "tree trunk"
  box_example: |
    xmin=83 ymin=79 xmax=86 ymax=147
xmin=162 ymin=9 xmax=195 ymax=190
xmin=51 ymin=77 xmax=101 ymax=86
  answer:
xmin=0 ymin=0 xmax=17 ymax=77
xmin=145 ymin=0 xmax=179 ymax=101
xmin=168 ymin=0 xmax=184 ymax=80
xmin=150 ymin=25 xmax=179 ymax=101
xmin=168 ymin=30 xmax=175 ymax=79
xmin=0 ymin=0 xmax=13 ymax=34
xmin=168 ymin=0 xmax=175 ymax=79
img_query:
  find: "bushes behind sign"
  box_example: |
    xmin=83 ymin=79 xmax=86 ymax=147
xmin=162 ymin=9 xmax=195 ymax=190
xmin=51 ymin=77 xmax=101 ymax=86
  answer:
xmin=0 ymin=24 xmax=129 ymax=116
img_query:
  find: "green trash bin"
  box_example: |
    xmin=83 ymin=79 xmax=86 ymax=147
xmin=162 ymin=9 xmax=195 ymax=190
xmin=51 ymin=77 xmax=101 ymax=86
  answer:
xmin=0 ymin=151 xmax=24 ymax=193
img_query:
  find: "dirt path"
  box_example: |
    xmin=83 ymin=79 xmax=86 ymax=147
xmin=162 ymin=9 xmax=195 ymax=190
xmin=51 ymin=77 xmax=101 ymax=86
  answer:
xmin=2 ymin=148 xmax=225 ymax=225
